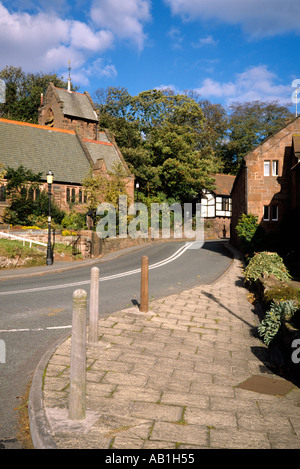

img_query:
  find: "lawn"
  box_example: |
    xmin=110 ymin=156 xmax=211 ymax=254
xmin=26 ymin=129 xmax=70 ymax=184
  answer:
xmin=0 ymin=238 xmax=80 ymax=268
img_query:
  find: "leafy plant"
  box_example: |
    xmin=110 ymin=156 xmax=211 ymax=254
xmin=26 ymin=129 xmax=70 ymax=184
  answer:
xmin=3 ymin=166 xmax=66 ymax=226
xmin=235 ymin=213 xmax=265 ymax=253
xmin=263 ymin=283 xmax=300 ymax=305
xmin=61 ymin=212 xmax=86 ymax=231
xmin=258 ymin=300 xmax=298 ymax=345
xmin=244 ymin=251 xmax=291 ymax=284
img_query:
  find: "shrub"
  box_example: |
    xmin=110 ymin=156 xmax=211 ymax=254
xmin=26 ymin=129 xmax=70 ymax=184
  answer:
xmin=263 ymin=284 xmax=300 ymax=305
xmin=258 ymin=300 xmax=298 ymax=345
xmin=244 ymin=251 xmax=291 ymax=284
xmin=61 ymin=212 xmax=86 ymax=231
xmin=235 ymin=213 xmax=264 ymax=253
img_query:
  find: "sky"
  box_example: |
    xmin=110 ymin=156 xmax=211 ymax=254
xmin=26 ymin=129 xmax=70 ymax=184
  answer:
xmin=1 ymin=0 xmax=300 ymax=112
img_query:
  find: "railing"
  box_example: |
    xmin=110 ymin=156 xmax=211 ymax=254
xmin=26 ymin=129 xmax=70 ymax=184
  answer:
xmin=0 ymin=231 xmax=47 ymax=248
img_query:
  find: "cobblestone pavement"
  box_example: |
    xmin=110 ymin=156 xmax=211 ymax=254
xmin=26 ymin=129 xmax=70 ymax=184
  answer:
xmin=29 ymin=254 xmax=300 ymax=449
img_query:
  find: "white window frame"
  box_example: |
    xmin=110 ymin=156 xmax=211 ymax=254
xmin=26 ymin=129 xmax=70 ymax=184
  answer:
xmin=264 ymin=160 xmax=270 ymax=176
xmin=272 ymin=160 xmax=279 ymax=176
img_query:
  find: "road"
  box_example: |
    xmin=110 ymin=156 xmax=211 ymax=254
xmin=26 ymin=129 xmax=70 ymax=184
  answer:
xmin=0 ymin=239 xmax=232 ymax=449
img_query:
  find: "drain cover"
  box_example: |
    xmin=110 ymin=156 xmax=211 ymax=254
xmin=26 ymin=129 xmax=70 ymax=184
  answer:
xmin=236 ymin=375 xmax=294 ymax=396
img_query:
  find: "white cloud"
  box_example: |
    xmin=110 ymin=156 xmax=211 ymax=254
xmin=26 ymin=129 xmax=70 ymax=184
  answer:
xmin=196 ymin=65 xmax=291 ymax=105
xmin=164 ymin=0 xmax=300 ymax=37
xmin=70 ymin=22 xmax=114 ymax=52
xmin=0 ymin=2 xmax=117 ymax=86
xmin=167 ymin=27 xmax=184 ymax=49
xmin=90 ymin=0 xmax=151 ymax=50
xmin=192 ymin=35 xmax=218 ymax=48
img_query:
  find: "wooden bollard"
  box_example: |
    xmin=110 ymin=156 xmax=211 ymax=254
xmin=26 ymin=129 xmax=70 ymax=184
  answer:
xmin=69 ymin=289 xmax=87 ymax=421
xmin=140 ymin=255 xmax=149 ymax=312
xmin=88 ymin=267 xmax=99 ymax=345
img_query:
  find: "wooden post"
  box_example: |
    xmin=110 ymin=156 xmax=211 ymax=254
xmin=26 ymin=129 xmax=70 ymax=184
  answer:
xmin=88 ymin=267 xmax=99 ymax=345
xmin=69 ymin=289 xmax=87 ymax=421
xmin=140 ymin=255 xmax=149 ymax=312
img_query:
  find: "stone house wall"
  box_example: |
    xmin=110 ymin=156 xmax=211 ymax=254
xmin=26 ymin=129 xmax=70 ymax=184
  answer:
xmin=231 ymin=117 xmax=300 ymax=245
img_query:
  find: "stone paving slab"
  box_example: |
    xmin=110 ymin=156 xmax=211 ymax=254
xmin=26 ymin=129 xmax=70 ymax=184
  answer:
xmin=30 ymin=255 xmax=300 ymax=449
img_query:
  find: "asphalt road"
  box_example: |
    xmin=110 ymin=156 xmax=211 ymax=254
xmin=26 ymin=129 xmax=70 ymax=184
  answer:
xmin=0 ymin=239 xmax=232 ymax=449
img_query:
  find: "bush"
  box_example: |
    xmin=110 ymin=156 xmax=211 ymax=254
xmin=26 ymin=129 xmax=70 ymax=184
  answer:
xmin=61 ymin=212 xmax=86 ymax=231
xmin=258 ymin=300 xmax=298 ymax=345
xmin=244 ymin=251 xmax=291 ymax=284
xmin=263 ymin=284 xmax=300 ymax=305
xmin=235 ymin=213 xmax=264 ymax=253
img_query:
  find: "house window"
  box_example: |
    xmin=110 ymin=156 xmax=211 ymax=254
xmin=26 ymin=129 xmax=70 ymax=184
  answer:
xmin=264 ymin=161 xmax=270 ymax=176
xmin=263 ymin=205 xmax=278 ymax=221
xmin=271 ymin=205 xmax=278 ymax=221
xmin=263 ymin=206 xmax=270 ymax=221
xmin=264 ymin=160 xmax=279 ymax=176
xmin=71 ymin=188 xmax=76 ymax=203
xmin=222 ymin=197 xmax=230 ymax=211
xmin=66 ymin=188 xmax=70 ymax=202
xmin=272 ymin=160 xmax=279 ymax=176
xmin=79 ymin=189 xmax=82 ymax=203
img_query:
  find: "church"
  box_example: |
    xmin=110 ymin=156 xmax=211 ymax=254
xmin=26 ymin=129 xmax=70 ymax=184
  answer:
xmin=0 ymin=82 xmax=134 ymax=221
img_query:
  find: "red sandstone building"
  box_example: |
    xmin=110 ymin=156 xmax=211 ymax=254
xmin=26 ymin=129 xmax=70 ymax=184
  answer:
xmin=231 ymin=115 xmax=300 ymax=246
xmin=0 ymin=83 xmax=134 ymax=221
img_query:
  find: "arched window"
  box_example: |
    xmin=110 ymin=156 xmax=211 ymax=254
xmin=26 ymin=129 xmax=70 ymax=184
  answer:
xmin=45 ymin=108 xmax=54 ymax=127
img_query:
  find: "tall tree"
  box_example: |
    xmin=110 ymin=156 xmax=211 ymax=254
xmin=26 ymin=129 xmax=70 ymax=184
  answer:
xmin=221 ymin=100 xmax=294 ymax=174
xmin=94 ymin=87 xmax=221 ymax=201
xmin=0 ymin=66 xmax=75 ymax=123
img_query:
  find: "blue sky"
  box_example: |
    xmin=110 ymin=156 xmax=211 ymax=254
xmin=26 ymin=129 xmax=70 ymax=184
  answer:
xmin=1 ymin=0 xmax=300 ymax=111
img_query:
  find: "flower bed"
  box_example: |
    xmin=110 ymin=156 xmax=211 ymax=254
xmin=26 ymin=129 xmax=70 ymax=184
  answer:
xmin=244 ymin=251 xmax=300 ymax=366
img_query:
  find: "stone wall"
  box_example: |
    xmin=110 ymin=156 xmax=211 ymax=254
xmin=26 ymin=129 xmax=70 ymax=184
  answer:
xmin=204 ymin=217 xmax=231 ymax=240
xmin=231 ymin=117 xmax=300 ymax=245
xmin=38 ymin=85 xmax=98 ymax=141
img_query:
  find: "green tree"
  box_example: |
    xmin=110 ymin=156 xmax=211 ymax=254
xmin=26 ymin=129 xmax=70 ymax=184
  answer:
xmin=82 ymin=163 xmax=128 ymax=212
xmin=3 ymin=165 xmax=42 ymax=225
xmin=94 ymin=87 xmax=221 ymax=201
xmin=0 ymin=66 xmax=76 ymax=123
xmin=221 ymin=100 xmax=294 ymax=174
xmin=3 ymin=165 xmax=65 ymax=225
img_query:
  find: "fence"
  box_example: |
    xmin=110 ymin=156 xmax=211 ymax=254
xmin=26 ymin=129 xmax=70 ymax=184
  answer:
xmin=68 ymin=256 xmax=149 ymax=420
xmin=0 ymin=230 xmax=47 ymax=248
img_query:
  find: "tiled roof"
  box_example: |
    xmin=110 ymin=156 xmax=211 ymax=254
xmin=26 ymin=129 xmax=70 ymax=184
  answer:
xmin=212 ymin=173 xmax=235 ymax=196
xmin=0 ymin=119 xmax=91 ymax=184
xmin=83 ymin=132 xmax=131 ymax=175
xmin=55 ymin=87 xmax=98 ymax=122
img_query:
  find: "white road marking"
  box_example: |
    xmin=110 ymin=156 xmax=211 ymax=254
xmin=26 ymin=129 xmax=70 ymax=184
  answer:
xmin=0 ymin=325 xmax=72 ymax=333
xmin=0 ymin=242 xmax=194 ymax=334
xmin=0 ymin=242 xmax=193 ymax=296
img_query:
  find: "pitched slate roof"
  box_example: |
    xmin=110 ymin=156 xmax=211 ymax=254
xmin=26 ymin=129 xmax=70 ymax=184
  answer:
xmin=54 ymin=87 xmax=98 ymax=122
xmin=83 ymin=131 xmax=131 ymax=175
xmin=0 ymin=118 xmax=92 ymax=184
